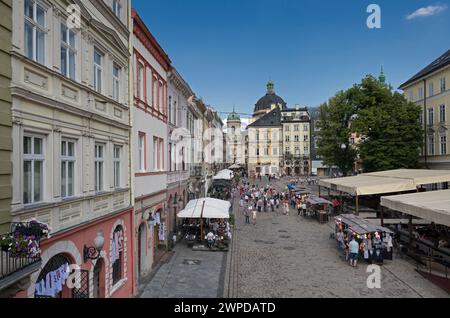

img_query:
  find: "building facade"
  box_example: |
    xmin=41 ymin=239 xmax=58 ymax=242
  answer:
xmin=281 ymin=107 xmax=311 ymax=176
xmin=131 ymin=9 xmax=171 ymax=281
xmin=247 ymin=81 xmax=313 ymax=177
xmin=226 ymin=110 xmax=246 ymax=166
xmin=166 ymin=68 xmax=191 ymax=237
xmin=400 ymin=49 xmax=450 ymax=170
xmin=10 ymin=0 xmax=134 ymax=298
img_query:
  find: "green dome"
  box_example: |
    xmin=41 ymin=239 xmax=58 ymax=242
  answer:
xmin=227 ymin=110 xmax=240 ymax=122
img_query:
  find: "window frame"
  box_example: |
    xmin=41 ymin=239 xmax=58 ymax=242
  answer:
xmin=138 ymin=133 xmax=146 ymax=172
xmin=60 ymin=23 xmax=76 ymax=80
xmin=24 ymin=0 xmax=47 ymax=64
xmin=441 ymin=136 xmax=447 ymax=155
xmin=94 ymin=143 xmax=105 ymax=192
xmin=112 ymin=63 xmax=121 ymax=102
xmin=93 ymin=48 xmax=103 ymax=93
xmin=439 ymin=105 xmax=446 ymax=123
xmin=61 ymin=139 xmax=76 ymax=199
xmin=113 ymin=145 xmax=122 ymax=189
xmin=23 ymin=134 xmax=45 ymax=205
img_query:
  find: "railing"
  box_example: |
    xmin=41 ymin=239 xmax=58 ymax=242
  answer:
xmin=1 ymin=247 xmax=41 ymax=281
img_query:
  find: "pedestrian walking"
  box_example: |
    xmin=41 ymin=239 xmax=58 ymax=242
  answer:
xmin=245 ymin=205 xmax=251 ymax=224
xmin=252 ymin=209 xmax=257 ymax=225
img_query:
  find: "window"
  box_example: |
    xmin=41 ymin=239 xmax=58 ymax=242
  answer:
xmin=303 ymin=124 xmax=309 ymax=132
xmin=94 ymin=49 xmax=103 ymax=93
xmin=441 ymin=78 xmax=446 ymax=93
xmin=168 ymin=96 xmax=172 ymax=124
xmin=285 ymin=147 xmax=290 ymax=154
xmin=24 ymin=0 xmax=46 ymax=64
xmin=440 ymin=105 xmax=446 ymax=123
xmin=159 ymin=82 xmax=164 ymax=113
xmin=304 ymin=135 xmax=309 ymax=142
xmin=409 ymin=91 xmax=414 ymax=102
xmin=256 ymin=132 xmax=259 ymax=141
xmin=285 ymin=136 xmax=290 ymax=142
xmin=112 ymin=226 xmax=123 ymax=285
xmin=137 ymin=62 xmax=144 ymax=100
xmin=294 ymin=125 xmax=299 ymax=131
xmin=23 ymin=135 xmax=44 ymax=204
xmin=153 ymin=77 xmax=158 ymax=110
xmin=428 ymin=136 xmax=435 ymax=156
xmin=285 ymin=126 xmax=289 ymax=132
xmin=264 ymin=148 xmax=269 ymax=156
xmin=61 ymin=140 xmax=75 ymax=198
xmin=168 ymin=143 xmax=172 ymax=172
xmin=138 ymin=133 xmax=145 ymax=171
xmin=294 ymin=135 xmax=299 ymax=142
xmin=418 ymin=87 xmax=423 ymax=100
xmin=295 ymin=147 xmax=300 ymax=155
xmin=94 ymin=144 xmax=104 ymax=192
xmin=272 ymin=148 xmax=278 ymax=156
xmin=60 ymin=24 xmax=76 ymax=80
xmin=112 ymin=0 xmax=122 ymax=18
xmin=114 ymin=146 xmax=121 ymax=188
xmin=304 ymin=146 xmax=309 ymax=154
xmin=272 ymin=131 xmax=278 ymax=141
xmin=173 ymin=100 xmax=177 ymax=125
xmin=428 ymin=108 xmax=434 ymax=126
xmin=153 ymin=137 xmax=164 ymax=171
xmin=113 ymin=64 xmax=120 ymax=102
xmin=429 ymin=83 xmax=434 ymax=97
xmin=441 ymin=136 xmax=447 ymax=155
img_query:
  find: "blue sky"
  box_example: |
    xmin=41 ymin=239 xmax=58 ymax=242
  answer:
xmin=133 ymin=0 xmax=450 ymax=118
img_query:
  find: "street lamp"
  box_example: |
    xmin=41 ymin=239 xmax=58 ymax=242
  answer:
xmin=83 ymin=231 xmax=105 ymax=262
xmin=341 ymin=143 xmax=347 ymax=150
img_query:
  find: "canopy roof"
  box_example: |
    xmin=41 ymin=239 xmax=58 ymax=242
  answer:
xmin=307 ymin=196 xmax=332 ymax=206
xmin=381 ymin=190 xmax=450 ymax=227
xmin=213 ymin=169 xmax=234 ymax=180
xmin=228 ymin=164 xmax=241 ymax=169
xmin=335 ymin=214 xmax=394 ymax=235
xmin=177 ymin=198 xmax=231 ymax=219
xmin=319 ymin=169 xmax=450 ymax=196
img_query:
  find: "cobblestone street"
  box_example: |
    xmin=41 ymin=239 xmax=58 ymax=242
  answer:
xmin=223 ymin=179 xmax=449 ymax=298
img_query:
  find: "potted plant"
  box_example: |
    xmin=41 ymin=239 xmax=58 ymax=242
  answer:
xmin=13 ymin=219 xmax=50 ymax=239
xmin=0 ymin=234 xmax=13 ymax=252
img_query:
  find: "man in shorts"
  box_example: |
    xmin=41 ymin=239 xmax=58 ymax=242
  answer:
xmin=349 ymin=236 xmax=360 ymax=267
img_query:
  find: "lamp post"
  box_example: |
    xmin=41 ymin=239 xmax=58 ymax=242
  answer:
xmin=83 ymin=231 xmax=105 ymax=262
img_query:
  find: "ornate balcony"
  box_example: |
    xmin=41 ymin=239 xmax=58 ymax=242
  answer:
xmin=0 ymin=221 xmax=48 ymax=297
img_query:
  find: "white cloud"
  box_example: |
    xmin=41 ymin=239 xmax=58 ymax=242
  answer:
xmin=406 ymin=4 xmax=448 ymax=20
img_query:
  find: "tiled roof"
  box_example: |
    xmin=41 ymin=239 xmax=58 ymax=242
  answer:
xmin=248 ymin=107 xmax=282 ymax=128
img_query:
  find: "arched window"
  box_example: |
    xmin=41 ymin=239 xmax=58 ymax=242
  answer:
xmin=34 ymin=253 xmax=90 ymax=298
xmin=111 ymin=225 xmax=124 ymax=286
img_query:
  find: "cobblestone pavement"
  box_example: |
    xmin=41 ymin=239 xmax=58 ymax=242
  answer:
xmin=140 ymin=243 xmax=226 ymax=298
xmin=225 ymin=178 xmax=449 ymax=298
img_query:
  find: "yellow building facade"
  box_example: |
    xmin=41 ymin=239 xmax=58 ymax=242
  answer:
xmin=400 ymin=50 xmax=450 ymax=170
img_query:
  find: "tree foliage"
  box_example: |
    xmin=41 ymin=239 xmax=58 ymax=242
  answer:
xmin=317 ymin=75 xmax=423 ymax=174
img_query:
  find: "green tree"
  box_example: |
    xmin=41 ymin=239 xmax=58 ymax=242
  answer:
xmin=350 ymin=76 xmax=423 ymax=172
xmin=317 ymin=91 xmax=357 ymax=176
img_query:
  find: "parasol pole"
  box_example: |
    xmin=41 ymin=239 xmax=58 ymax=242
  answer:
xmin=200 ymin=200 xmax=206 ymax=242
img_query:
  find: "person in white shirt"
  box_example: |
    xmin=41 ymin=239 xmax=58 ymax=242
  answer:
xmin=206 ymin=231 xmax=215 ymax=248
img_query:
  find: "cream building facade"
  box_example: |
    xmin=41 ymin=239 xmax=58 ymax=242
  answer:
xmin=400 ymin=49 xmax=450 ymax=170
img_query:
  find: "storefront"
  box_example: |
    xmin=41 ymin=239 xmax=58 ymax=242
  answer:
xmin=16 ymin=208 xmax=134 ymax=298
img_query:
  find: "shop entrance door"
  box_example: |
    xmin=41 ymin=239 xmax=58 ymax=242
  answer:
xmin=93 ymin=258 xmax=104 ymax=298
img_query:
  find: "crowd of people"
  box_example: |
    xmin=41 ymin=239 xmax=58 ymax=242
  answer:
xmin=335 ymin=221 xmax=394 ymax=267
xmin=229 ymin=178 xmax=315 ymax=226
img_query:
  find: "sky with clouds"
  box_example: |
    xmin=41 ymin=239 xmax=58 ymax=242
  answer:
xmin=133 ymin=0 xmax=450 ymax=120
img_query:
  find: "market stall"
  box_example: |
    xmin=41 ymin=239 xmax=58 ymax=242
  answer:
xmin=335 ymin=214 xmax=395 ymax=264
xmin=177 ymin=198 xmax=232 ymax=250
xmin=306 ymin=196 xmax=332 ymax=224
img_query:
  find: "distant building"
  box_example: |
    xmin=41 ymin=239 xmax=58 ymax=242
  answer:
xmin=247 ymin=81 xmax=311 ymax=177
